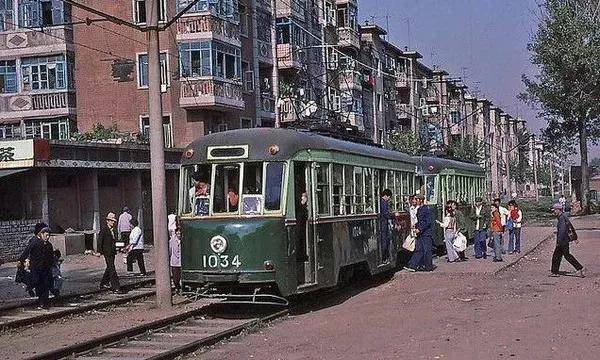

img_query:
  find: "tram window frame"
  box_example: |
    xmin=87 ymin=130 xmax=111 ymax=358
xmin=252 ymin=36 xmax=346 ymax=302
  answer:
xmin=241 ymin=162 xmax=263 ymax=215
xmin=316 ymin=162 xmax=331 ymax=216
xmin=425 ymin=175 xmax=438 ymax=205
xmin=394 ymin=171 xmax=403 ymax=211
xmin=344 ymin=165 xmax=354 ymax=214
xmin=212 ymin=163 xmax=242 ymax=215
xmin=332 ymin=163 xmax=344 ymax=215
xmin=182 ymin=164 xmax=212 ymax=216
xmin=354 ymin=166 xmax=364 ymax=214
xmin=364 ymin=168 xmax=374 ymax=213
xmin=263 ymin=162 xmax=285 ymax=213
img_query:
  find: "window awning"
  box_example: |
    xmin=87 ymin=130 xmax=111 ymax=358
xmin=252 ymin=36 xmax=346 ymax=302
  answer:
xmin=0 ymin=168 xmax=30 ymax=178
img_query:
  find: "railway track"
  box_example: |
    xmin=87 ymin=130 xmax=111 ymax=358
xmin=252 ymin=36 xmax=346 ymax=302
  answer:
xmin=26 ymin=303 xmax=288 ymax=360
xmin=0 ymin=281 xmax=155 ymax=330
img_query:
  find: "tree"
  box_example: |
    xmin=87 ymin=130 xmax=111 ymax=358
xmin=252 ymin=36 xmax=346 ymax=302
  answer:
xmin=388 ymin=130 xmax=423 ymax=156
xmin=446 ymin=136 xmax=485 ymax=164
xmin=521 ymin=0 xmax=600 ymax=212
xmin=510 ymin=156 xmax=533 ymax=184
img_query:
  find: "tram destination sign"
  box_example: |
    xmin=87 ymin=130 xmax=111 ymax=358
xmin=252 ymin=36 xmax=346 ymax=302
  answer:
xmin=0 ymin=139 xmax=35 ymax=169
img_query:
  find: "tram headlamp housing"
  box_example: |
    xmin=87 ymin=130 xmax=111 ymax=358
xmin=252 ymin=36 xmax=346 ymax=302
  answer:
xmin=210 ymin=235 xmax=227 ymax=254
xmin=264 ymin=260 xmax=275 ymax=271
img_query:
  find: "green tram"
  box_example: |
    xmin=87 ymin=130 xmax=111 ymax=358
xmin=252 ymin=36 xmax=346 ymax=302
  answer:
xmin=178 ymin=128 xmax=416 ymax=303
xmin=413 ymin=156 xmax=486 ymax=248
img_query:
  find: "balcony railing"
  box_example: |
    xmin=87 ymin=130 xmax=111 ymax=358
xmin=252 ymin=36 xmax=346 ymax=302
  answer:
xmin=0 ymin=90 xmax=75 ymax=118
xmin=179 ymin=78 xmax=244 ymax=110
xmin=337 ymin=27 xmax=360 ymax=50
xmin=276 ymin=1 xmax=305 ymax=20
xmin=0 ymin=27 xmax=72 ymax=56
xmin=339 ymin=70 xmax=362 ymax=91
xmin=259 ymin=94 xmax=276 ymax=117
xmin=177 ymin=14 xmax=240 ymax=46
xmin=395 ymin=72 xmax=409 ymax=88
xmin=277 ymin=44 xmax=303 ymax=69
xmin=31 ymin=91 xmax=74 ymax=110
xmin=257 ymin=39 xmax=273 ymax=64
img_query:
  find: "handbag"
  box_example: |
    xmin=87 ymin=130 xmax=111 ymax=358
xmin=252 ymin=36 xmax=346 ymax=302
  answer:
xmin=402 ymin=234 xmax=416 ymax=252
xmin=453 ymin=232 xmax=467 ymax=252
xmin=566 ymin=219 xmax=578 ymax=242
xmin=488 ymin=236 xmax=494 ymax=249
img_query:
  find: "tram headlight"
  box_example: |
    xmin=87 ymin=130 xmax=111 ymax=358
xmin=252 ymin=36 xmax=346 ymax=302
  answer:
xmin=210 ymin=235 xmax=227 ymax=254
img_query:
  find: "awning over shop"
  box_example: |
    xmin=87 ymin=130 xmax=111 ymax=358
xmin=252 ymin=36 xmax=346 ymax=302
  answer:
xmin=0 ymin=168 xmax=30 ymax=178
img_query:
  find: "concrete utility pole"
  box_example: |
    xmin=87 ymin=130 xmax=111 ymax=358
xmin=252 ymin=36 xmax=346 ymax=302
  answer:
xmin=271 ymin=0 xmax=280 ymax=127
xmin=549 ymin=157 xmax=554 ymax=198
xmin=146 ymin=0 xmax=171 ymax=308
xmin=531 ymin=135 xmax=539 ymax=201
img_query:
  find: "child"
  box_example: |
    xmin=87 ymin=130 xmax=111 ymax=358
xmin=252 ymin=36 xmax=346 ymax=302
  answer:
xmin=169 ymin=228 xmax=182 ymax=294
xmin=50 ymin=249 xmax=63 ymax=297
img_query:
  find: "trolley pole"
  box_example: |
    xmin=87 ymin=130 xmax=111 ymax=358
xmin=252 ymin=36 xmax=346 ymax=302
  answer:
xmin=146 ymin=0 xmax=172 ymax=308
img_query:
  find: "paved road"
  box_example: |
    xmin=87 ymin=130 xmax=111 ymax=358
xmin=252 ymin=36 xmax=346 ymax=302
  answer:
xmin=200 ymin=218 xmax=599 ymax=360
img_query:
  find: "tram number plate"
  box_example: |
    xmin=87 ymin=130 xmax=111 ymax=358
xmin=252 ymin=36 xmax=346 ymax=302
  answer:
xmin=202 ymin=254 xmax=242 ymax=268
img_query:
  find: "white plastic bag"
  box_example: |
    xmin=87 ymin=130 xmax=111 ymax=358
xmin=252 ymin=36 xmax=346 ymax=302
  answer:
xmin=453 ymin=232 xmax=467 ymax=252
xmin=402 ymin=234 xmax=416 ymax=252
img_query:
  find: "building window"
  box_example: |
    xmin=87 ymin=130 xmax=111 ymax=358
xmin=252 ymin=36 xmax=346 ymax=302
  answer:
xmin=18 ymin=0 xmax=70 ymax=28
xmin=256 ymin=10 xmax=271 ymax=43
xmin=0 ymin=123 xmax=19 ymax=139
xmin=276 ymin=17 xmax=306 ymax=46
xmin=140 ymin=115 xmax=173 ymax=148
xmin=0 ymin=0 xmax=13 ymax=31
xmin=21 ymin=55 xmax=67 ymax=91
xmin=25 ymin=118 xmax=69 ymax=140
xmin=177 ymin=0 xmax=239 ymax=21
xmin=451 ymin=111 xmax=461 ymax=124
xmin=133 ymin=0 xmax=166 ymax=24
xmin=137 ymin=52 xmax=169 ymax=88
xmin=241 ymin=61 xmax=253 ymax=91
xmin=0 ymin=60 xmax=17 ymax=93
xmin=240 ymin=118 xmax=252 ymax=128
xmin=179 ymin=40 xmax=241 ymax=80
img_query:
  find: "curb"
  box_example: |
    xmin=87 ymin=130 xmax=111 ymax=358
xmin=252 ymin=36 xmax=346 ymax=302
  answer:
xmin=493 ymin=232 xmax=555 ymax=275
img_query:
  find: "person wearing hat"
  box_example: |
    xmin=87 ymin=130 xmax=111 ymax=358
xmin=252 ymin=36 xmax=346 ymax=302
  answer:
xmin=550 ymin=203 xmax=585 ymax=277
xmin=96 ymin=212 xmax=122 ymax=292
xmin=470 ymin=197 xmax=489 ymax=259
xmin=18 ymin=223 xmax=54 ymax=309
xmin=117 ymin=207 xmax=133 ymax=249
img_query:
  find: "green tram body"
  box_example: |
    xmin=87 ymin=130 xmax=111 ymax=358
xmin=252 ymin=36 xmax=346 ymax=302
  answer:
xmin=178 ymin=128 xmax=417 ymax=298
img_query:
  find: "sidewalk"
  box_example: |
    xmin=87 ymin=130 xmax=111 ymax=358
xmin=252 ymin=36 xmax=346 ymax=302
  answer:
xmin=0 ymin=246 xmax=156 ymax=306
xmin=398 ymin=226 xmax=555 ymax=276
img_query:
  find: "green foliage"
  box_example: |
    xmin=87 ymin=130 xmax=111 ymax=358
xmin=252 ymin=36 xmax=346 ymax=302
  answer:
xmin=536 ymin=164 xmax=552 ymax=187
xmin=71 ymin=123 xmax=140 ymax=143
xmin=387 ymin=130 xmax=423 ymax=156
xmin=510 ymin=156 xmax=533 ymax=184
xmin=447 ymin=136 xmax=485 ymax=164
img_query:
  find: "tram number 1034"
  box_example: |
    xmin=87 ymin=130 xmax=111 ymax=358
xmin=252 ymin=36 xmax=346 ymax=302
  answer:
xmin=202 ymin=254 xmax=242 ymax=268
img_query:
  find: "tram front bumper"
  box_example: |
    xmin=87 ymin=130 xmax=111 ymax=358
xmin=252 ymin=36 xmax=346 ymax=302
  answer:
xmin=182 ymin=270 xmax=276 ymax=284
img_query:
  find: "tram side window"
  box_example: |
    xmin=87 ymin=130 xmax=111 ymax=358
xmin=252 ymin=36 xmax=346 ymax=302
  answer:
xmin=316 ymin=163 xmax=330 ymax=215
xmin=375 ymin=169 xmax=384 ymax=211
xmin=265 ymin=162 xmax=284 ymax=211
xmin=425 ymin=175 xmax=437 ymax=204
xmin=395 ymin=171 xmax=403 ymax=211
xmin=184 ymin=164 xmax=212 ymax=216
xmin=365 ymin=168 xmax=373 ymax=213
xmin=344 ymin=165 xmax=354 ymax=214
xmin=242 ymin=162 xmax=263 ymax=214
xmin=354 ymin=167 xmax=364 ymax=213
xmin=402 ymin=171 xmax=410 ymax=208
xmin=332 ymin=164 xmax=343 ymax=215
xmin=386 ymin=170 xmax=395 ymax=210
xmin=213 ymin=164 xmax=240 ymax=213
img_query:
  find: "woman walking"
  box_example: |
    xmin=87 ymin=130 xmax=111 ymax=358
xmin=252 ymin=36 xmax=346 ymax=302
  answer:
xmin=507 ymin=200 xmax=523 ymax=254
xmin=437 ymin=204 xmax=460 ymax=262
xmin=169 ymin=228 xmax=182 ymax=294
xmin=490 ymin=204 xmax=504 ymax=262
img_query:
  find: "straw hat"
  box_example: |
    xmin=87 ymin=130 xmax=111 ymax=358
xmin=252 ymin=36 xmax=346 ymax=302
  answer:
xmin=106 ymin=212 xmax=118 ymax=222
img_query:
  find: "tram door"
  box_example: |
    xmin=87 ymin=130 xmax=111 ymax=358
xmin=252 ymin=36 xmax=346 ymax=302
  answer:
xmin=294 ymin=162 xmax=316 ymax=286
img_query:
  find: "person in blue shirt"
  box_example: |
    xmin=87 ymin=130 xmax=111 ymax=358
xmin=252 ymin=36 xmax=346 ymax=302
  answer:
xmin=550 ymin=203 xmax=585 ymax=277
xmin=405 ymin=194 xmax=435 ymax=272
xmin=379 ymin=189 xmax=399 ymax=263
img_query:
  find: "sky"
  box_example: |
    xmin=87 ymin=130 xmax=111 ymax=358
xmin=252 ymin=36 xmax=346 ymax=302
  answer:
xmin=359 ymin=0 xmax=599 ymax=160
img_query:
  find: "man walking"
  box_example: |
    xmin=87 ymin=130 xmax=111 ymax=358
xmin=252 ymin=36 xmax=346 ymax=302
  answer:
xmin=117 ymin=207 xmax=133 ymax=249
xmin=470 ymin=197 xmax=489 ymax=259
xmin=550 ymin=203 xmax=585 ymax=277
xmin=379 ymin=189 xmax=398 ymax=263
xmin=126 ymin=218 xmax=147 ymax=276
xmin=97 ymin=212 xmax=122 ymax=293
xmin=405 ymin=195 xmax=435 ymax=272
xmin=18 ymin=223 xmax=54 ymax=309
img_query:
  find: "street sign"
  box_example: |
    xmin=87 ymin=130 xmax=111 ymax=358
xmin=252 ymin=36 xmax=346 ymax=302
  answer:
xmin=0 ymin=139 xmax=34 ymax=169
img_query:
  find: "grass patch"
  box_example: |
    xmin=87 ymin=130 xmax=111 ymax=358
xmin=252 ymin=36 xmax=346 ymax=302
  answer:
xmin=516 ymin=197 xmax=556 ymax=227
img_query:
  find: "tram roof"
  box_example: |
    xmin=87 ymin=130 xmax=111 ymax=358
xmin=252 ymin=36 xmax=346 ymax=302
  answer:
xmin=182 ymin=128 xmax=416 ymax=164
xmin=413 ymin=155 xmax=485 ymax=175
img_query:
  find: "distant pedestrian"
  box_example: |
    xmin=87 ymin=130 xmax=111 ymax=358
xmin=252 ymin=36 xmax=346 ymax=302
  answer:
xmin=117 ymin=207 xmax=133 ymax=250
xmin=169 ymin=228 xmax=182 ymax=294
xmin=490 ymin=204 xmax=504 ymax=262
xmin=450 ymin=200 xmax=468 ymax=261
xmin=507 ymin=200 xmax=523 ymax=254
xmin=379 ymin=189 xmax=398 ymax=263
xmin=437 ymin=204 xmax=459 ymax=263
xmin=405 ymin=195 xmax=435 ymax=272
xmin=96 ymin=212 xmax=122 ymax=293
xmin=126 ymin=218 xmax=147 ymax=276
xmin=18 ymin=223 xmax=54 ymax=309
xmin=550 ymin=204 xmax=585 ymax=277
xmin=493 ymin=198 xmax=508 ymax=254
xmin=470 ymin=197 xmax=489 ymax=259
xmin=50 ymin=249 xmax=63 ymax=297
xmin=168 ymin=213 xmax=177 ymax=238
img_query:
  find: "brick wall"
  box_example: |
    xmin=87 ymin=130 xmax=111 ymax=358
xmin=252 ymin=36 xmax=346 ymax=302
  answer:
xmin=0 ymin=219 xmax=41 ymax=263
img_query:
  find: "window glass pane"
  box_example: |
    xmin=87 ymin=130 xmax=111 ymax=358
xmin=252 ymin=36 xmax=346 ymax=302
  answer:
xmin=344 ymin=165 xmax=353 ymax=214
xmin=265 ymin=162 xmax=284 ymax=211
xmin=316 ymin=163 xmax=330 ymax=215
xmin=364 ymin=168 xmax=373 ymax=213
xmin=242 ymin=162 xmax=262 ymax=195
xmin=395 ymin=171 xmax=403 ymax=211
xmin=184 ymin=164 xmax=211 ymax=216
xmin=425 ymin=176 xmax=437 ymax=204
xmin=332 ymin=164 xmax=343 ymax=215
xmin=213 ymin=164 xmax=240 ymax=213
xmin=354 ymin=167 xmax=363 ymax=213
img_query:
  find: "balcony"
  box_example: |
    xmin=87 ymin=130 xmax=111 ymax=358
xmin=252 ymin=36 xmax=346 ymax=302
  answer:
xmin=255 ymin=0 xmax=272 ymax=12
xmin=395 ymin=73 xmax=410 ymax=88
xmin=339 ymin=70 xmax=362 ymax=91
xmin=277 ymin=44 xmax=303 ymax=70
xmin=177 ymin=14 xmax=240 ymax=47
xmin=258 ymin=94 xmax=276 ymax=119
xmin=276 ymin=1 xmax=305 ymax=20
xmin=337 ymin=28 xmax=360 ymax=50
xmin=257 ymin=39 xmax=273 ymax=65
xmin=0 ymin=90 xmax=76 ymax=120
xmin=179 ymin=78 xmax=244 ymax=110
xmin=0 ymin=27 xmax=73 ymax=57
xmin=342 ymin=111 xmax=364 ymax=130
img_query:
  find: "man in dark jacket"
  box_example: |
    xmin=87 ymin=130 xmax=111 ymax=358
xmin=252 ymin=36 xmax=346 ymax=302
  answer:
xmin=405 ymin=195 xmax=435 ymax=271
xmin=470 ymin=197 xmax=490 ymax=259
xmin=550 ymin=203 xmax=585 ymax=277
xmin=18 ymin=223 xmax=54 ymax=309
xmin=379 ymin=189 xmax=398 ymax=263
xmin=96 ymin=212 xmax=122 ymax=292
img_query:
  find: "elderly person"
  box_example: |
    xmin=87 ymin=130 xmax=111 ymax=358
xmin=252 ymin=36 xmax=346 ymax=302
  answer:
xmin=18 ymin=223 xmax=54 ymax=309
xmin=550 ymin=203 xmax=585 ymax=277
xmin=97 ymin=212 xmax=122 ymax=293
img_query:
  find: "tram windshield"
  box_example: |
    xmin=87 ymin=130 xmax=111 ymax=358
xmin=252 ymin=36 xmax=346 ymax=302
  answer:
xmin=181 ymin=162 xmax=286 ymax=217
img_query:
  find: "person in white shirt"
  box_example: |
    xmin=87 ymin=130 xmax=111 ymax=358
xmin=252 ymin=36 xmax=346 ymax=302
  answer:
xmin=494 ymin=198 xmax=509 ymax=254
xmin=409 ymin=196 xmax=419 ymax=231
xmin=168 ymin=213 xmax=177 ymax=238
xmin=125 ymin=218 xmax=147 ymax=276
xmin=117 ymin=207 xmax=133 ymax=249
xmin=436 ymin=204 xmax=459 ymax=262
xmin=169 ymin=228 xmax=182 ymax=294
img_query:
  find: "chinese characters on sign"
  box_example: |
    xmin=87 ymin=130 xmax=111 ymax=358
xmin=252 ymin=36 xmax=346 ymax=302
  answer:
xmin=0 ymin=140 xmax=34 ymax=169
xmin=0 ymin=147 xmax=15 ymax=162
